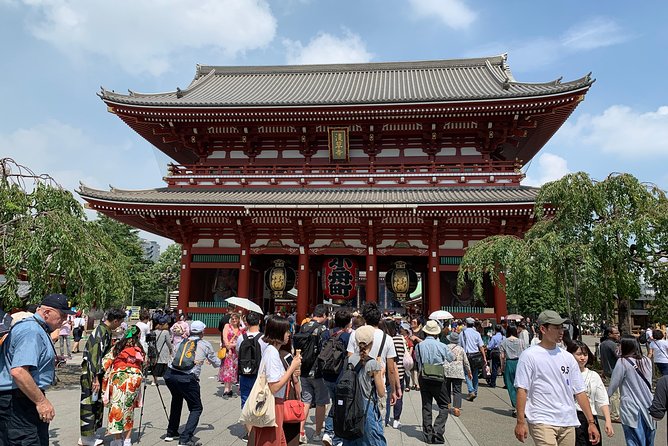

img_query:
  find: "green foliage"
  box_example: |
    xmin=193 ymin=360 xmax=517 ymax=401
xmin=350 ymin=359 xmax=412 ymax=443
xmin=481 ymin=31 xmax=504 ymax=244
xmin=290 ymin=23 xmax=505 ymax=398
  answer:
xmin=459 ymin=172 xmax=668 ymax=334
xmin=0 ymin=159 xmax=132 ymax=309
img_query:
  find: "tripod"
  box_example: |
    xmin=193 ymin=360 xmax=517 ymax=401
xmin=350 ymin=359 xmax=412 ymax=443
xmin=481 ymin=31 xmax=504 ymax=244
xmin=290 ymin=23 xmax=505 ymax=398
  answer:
xmin=137 ymin=368 xmax=170 ymax=443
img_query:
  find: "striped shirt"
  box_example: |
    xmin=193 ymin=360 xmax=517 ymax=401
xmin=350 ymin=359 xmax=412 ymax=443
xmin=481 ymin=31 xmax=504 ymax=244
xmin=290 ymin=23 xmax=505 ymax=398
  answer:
xmin=393 ymin=334 xmax=406 ymax=380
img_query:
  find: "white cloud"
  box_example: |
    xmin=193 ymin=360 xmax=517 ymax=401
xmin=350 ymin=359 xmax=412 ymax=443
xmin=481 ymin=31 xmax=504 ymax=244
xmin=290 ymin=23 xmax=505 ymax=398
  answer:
xmin=467 ymin=17 xmax=630 ymax=71
xmin=523 ymin=153 xmax=570 ymax=187
xmin=561 ymin=18 xmax=628 ymax=51
xmin=11 ymin=0 xmax=277 ymax=75
xmin=0 ymin=119 xmax=175 ymax=248
xmin=559 ymin=105 xmax=668 ymax=158
xmin=408 ymin=0 xmax=476 ymax=30
xmin=284 ymin=29 xmax=373 ymax=65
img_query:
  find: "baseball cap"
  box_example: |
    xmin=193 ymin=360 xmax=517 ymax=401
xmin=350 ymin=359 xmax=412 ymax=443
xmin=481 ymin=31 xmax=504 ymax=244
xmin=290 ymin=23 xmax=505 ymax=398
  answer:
xmin=190 ymin=320 xmax=206 ymax=333
xmin=355 ymin=325 xmax=375 ymax=348
xmin=465 ymin=317 xmax=475 ymax=325
xmin=537 ymin=310 xmax=566 ymax=326
xmin=40 ymin=294 xmax=75 ymax=315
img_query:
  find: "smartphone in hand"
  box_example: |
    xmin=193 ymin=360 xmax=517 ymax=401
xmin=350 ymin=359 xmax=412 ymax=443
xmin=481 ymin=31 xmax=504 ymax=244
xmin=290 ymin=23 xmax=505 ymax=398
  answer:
xmin=284 ymin=353 xmax=293 ymax=367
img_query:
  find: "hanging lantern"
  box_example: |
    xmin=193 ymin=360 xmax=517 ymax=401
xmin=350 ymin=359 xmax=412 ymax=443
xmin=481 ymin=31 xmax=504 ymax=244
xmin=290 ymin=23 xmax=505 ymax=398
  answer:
xmin=322 ymin=257 xmax=358 ymax=304
xmin=385 ymin=260 xmax=418 ymax=301
xmin=264 ymin=259 xmax=296 ymax=299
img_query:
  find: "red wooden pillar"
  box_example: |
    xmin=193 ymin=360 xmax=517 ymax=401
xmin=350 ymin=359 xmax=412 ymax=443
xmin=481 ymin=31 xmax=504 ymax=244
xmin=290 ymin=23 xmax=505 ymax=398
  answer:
xmin=428 ymin=247 xmax=441 ymax=314
xmin=297 ymin=247 xmax=309 ymax=323
xmin=366 ymin=247 xmax=378 ymax=303
xmin=493 ymin=273 xmax=508 ymax=322
xmin=237 ymin=245 xmax=251 ymax=298
xmin=178 ymin=243 xmax=192 ymax=313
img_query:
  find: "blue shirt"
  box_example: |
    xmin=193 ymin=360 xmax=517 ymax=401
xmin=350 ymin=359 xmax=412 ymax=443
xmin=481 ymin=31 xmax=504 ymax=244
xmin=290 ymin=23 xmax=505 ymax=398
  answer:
xmin=459 ymin=327 xmax=484 ymax=354
xmin=487 ymin=332 xmax=505 ymax=350
xmin=416 ymin=337 xmax=454 ymax=369
xmin=0 ymin=314 xmax=56 ymax=391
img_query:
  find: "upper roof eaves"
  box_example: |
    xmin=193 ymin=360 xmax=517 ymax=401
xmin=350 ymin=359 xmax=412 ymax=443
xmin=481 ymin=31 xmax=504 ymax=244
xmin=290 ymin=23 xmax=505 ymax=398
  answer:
xmin=99 ymin=54 xmax=593 ymax=108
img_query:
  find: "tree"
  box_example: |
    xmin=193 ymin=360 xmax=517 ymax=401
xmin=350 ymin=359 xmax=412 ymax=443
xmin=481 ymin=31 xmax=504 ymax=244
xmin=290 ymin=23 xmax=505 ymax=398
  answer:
xmin=458 ymin=172 xmax=668 ymax=334
xmin=0 ymin=158 xmax=132 ymax=309
xmin=154 ymin=243 xmax=182 ymax=307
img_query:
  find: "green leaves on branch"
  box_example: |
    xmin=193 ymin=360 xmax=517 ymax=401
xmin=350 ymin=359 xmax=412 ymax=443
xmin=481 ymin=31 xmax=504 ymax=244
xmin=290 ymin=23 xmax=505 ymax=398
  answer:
xmin=1 ymin=174 xmax=132 ymax=309
xmin=458 ymin=172 xmax=668 ymax=333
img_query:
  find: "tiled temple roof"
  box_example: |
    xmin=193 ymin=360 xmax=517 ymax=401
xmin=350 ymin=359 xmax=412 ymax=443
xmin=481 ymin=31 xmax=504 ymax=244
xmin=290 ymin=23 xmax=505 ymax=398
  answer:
xmin=79 ymin=184 xmax=539 ymax=207
xmin=100 ymin=54 xmax=592 ymax=107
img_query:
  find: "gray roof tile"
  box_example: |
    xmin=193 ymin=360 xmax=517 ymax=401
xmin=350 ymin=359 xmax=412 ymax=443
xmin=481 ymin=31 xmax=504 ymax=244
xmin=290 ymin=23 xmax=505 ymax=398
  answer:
xmin=79 ymin=185 xmax=538 ymax=206
xmin=100 ymin=55 xmax=592 ymax=107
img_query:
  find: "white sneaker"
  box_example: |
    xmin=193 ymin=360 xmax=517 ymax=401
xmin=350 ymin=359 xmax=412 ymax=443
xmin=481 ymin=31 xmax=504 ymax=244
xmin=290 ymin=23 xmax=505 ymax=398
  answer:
xmin=392 ymin=420 xmax=401 ymax=429
xmin=77 ymin=437 xmax=104 ymax=446
xmin=322 ymin=433 xmax=333 ymax=446
xmin=164 ymin=437 xmax=176 ymax=442
xmin=299 ymin=433 xmax=308 ymax=444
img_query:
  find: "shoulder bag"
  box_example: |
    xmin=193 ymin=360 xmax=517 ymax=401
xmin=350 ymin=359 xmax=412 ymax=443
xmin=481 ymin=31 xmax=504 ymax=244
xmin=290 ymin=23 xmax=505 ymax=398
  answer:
xmin=463 ymin=330 xmax=484 ymax=370
xmin=416 ymin=343 xmax=445 ymax=382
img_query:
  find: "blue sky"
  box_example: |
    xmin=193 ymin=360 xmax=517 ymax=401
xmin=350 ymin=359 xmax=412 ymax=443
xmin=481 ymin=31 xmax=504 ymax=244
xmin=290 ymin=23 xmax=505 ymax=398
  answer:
xmin=2 ymin=0 xmax=667 ymax=250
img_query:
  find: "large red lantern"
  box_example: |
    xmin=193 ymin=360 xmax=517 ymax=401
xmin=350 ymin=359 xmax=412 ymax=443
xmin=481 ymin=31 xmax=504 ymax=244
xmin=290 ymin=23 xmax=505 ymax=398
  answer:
xmin=322 ymin=257 xmax=358 ymax=304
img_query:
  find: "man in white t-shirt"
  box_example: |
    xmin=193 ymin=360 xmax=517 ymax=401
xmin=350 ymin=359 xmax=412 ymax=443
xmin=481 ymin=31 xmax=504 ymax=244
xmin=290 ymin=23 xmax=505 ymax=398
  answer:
xmin=514 ymin=310 xmax=600 ymax=446
xmin=347 ymin=303 xmax=401 ymax=410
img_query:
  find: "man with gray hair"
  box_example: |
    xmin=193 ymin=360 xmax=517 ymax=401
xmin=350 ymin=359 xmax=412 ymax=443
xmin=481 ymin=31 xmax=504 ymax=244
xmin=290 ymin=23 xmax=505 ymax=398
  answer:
xmin=164 ymin=320 xmax=220 ymax=446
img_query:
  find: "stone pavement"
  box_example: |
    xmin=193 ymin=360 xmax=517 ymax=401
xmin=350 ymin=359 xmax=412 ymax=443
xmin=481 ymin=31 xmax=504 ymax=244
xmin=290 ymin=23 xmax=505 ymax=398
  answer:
xmin=47 ymin=340 xmax=478 ymax=446
xmin=45 ymin=335 xmax=668 ymax=445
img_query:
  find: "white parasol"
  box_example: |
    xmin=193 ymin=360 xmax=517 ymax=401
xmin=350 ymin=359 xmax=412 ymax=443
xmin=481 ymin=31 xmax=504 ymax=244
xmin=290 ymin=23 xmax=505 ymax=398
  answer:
xmin=224 ymin=297 xmax=263 ymax=315
xmin=428 ymin=310 xmax=454 ymax=320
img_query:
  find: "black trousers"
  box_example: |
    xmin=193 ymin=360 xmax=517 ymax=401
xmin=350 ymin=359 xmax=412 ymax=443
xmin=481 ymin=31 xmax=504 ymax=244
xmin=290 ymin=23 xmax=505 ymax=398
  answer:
xmin=164 ymin=369 xmax=203 ymax=445
xmin=418 ymin=376 xmax=450 ymax=444
xmin=0 ymin=389 xmax=49 ymax=446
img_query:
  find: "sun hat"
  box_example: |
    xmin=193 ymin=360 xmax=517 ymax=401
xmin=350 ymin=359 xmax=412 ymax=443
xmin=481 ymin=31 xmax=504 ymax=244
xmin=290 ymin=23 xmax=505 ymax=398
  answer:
xmin=423 ymin=320 xmax=441 ymax=336
xmin=447 ymin=331 xmax=460 ymax=344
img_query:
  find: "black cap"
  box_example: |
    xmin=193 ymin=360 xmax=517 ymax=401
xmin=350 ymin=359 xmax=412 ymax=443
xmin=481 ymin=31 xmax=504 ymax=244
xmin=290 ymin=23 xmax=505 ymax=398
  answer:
xmin=40 ymin=294 xmax=75 ymax=315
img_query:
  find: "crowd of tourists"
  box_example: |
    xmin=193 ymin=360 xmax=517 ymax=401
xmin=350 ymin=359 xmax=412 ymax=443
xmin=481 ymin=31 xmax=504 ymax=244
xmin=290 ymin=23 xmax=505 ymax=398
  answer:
xmin=3 ymin=296 xmax=668 ymax=446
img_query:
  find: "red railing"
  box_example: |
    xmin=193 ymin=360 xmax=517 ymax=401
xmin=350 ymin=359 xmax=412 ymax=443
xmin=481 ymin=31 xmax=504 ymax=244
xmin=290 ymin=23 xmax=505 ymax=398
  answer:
xmin=164 ymin=160 xmax=523 ymax=188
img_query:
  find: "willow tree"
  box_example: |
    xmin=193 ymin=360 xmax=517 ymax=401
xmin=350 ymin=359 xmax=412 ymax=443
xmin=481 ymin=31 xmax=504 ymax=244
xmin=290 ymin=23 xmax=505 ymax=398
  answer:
xmin=458 ymin=172 xmax=668 ymax=334
xmin=0 ymin=158 xmax=132 ymax=309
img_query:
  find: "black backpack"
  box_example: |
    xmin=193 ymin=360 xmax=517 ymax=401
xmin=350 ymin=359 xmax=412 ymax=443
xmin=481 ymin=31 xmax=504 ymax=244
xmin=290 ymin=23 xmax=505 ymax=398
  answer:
xmin=639 ymin=331 xmax=648 ymax=345
xmin=293 ymin=321 xmax=325 ymax=375
xmin=314 ymin=329 xmax=347 ymax=379
xmin=333 ymin=358 xmax=374 ymax=440
xmin=171 ymin=338 xmax=199 ymax=371
xmin=238 ymin=333 xmax=262 ymax=376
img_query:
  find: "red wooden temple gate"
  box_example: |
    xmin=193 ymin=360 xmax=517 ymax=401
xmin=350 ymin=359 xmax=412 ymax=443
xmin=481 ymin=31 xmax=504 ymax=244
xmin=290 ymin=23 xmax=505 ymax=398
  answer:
xmin=81 ymin=55 xmax=592 ymax=330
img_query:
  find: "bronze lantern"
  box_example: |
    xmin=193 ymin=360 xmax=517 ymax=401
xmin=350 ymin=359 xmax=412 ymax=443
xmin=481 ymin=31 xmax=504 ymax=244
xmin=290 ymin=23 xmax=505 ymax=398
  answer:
xmin=264 ymin=259 xmax=296 ymax=299
xmin=385 ymin=260 xmax=418 ymax=301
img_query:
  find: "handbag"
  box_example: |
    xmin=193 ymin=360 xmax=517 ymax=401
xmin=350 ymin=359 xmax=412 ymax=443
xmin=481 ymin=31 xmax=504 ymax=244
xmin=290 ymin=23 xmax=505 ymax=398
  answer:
xmin=217 ymin=347 xmax=227 ymax=360
xmin=239 ymin=357 xmax=277 ymax=428
xmin=282 ymin=378 xmax=306 ymax=423
xmin=402 ymin=338 xmax=414 ymax=371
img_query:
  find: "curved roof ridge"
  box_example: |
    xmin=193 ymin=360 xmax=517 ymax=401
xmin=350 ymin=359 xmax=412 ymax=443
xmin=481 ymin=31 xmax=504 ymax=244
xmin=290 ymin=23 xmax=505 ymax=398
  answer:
xmin=196 ymin=55 xmax=508 ymax=76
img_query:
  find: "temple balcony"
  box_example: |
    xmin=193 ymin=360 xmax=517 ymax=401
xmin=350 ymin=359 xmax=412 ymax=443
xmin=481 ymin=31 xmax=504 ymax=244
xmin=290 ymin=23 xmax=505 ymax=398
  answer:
xmin=164 ymin=160 xmax=523 ymax=189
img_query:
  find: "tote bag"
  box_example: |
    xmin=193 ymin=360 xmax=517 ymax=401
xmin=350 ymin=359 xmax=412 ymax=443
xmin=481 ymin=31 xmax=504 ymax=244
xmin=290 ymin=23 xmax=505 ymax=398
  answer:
xmin=239 ymin=357 xmax=277 ymax=428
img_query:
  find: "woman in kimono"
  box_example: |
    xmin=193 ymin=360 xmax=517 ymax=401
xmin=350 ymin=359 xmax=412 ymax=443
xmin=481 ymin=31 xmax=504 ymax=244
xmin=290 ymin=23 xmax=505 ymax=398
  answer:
xmin=102 ymin=325 xmax=146 ymax=446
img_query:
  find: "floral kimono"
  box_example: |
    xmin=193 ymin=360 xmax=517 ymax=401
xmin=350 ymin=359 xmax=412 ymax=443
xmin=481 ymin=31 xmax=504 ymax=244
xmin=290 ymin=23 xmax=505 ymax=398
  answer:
xmin=102 ymin=346 xmax=145 ymax=434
